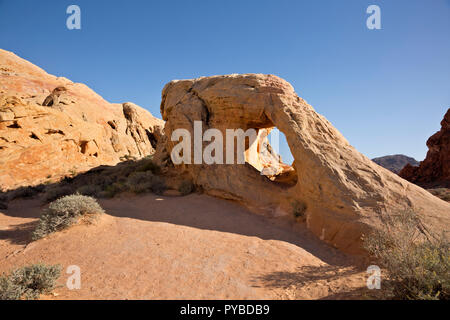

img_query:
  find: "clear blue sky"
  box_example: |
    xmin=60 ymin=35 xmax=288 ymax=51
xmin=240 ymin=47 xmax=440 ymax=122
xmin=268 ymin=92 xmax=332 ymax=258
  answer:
xmin=1 ymin=0 xmax=449 ymax=163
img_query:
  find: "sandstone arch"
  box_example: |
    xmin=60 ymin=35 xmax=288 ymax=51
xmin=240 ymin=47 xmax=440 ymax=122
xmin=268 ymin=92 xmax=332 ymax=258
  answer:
xmin=158 ymin=74 xmax=450 ymax=255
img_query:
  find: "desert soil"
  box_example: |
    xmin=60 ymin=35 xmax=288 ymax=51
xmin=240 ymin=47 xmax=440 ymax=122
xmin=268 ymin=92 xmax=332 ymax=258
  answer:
xmin=0 ymin=194 xmax=371 ymax=299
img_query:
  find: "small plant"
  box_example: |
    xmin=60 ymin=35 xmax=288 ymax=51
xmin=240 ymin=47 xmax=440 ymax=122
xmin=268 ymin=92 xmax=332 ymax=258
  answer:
xmin=127 ymin=171 xmax=154 ymax=186
xmin=120 ymin=154 xmax=137 ymax=162
xmin=125 ymin=171 xmax=166 ymax=195
xmin=363 ymin=210 xmax=449 ymax=300
xmin=32 ymin=194 xmax=104 ymax=240
xmin=126 ymin=171 xmax=154 ymax=194
xmin=102 ymin=182 xmax=127 ymax=198
xmin=178 ymin=180 xmax=194 ymax=196
xmin=69 ymin=168 xmax=77 ymax=177
xmin=137 ymin=158 xmax=161 ymax=174
xmin=0 ymin=264 xmax=61 ymax=300
xmin=292 ymin=200 xmax=307 ymax=221
xmin=149 ymin=176 xmax=166 ymax=195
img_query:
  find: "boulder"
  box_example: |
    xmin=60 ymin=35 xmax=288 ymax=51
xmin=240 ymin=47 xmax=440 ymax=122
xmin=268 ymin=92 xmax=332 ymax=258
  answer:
xmin=157 ymin=74 xmax=450 ymax=255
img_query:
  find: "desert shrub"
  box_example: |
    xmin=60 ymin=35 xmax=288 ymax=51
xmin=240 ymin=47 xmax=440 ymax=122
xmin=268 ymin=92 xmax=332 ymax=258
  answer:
xmin=90 ymin=175 xmax=115 ymax=191
xmin=363 ymin=210 xmax=449 ymax=300
xmin=178 ymin=180 xmax=194 ymax=196
xmin=128 ymin=181 xmax=153 ymax=194
xmin=148 ymin=176 xmax=166 ymax=195
xmin=127 ymin=171 xmax=153 ymax=185
xmin=292 ymin=200 xmax=307 ymax=221
xmin=125 ymin=171 xmax=154 ymax=194
xmin=32 ymin=194 xmax=104 ymax=240
xmin=43 ymin=185 xmax=74 ymax=203
xmin=0 ymin=264 xmax=61 ymax=300
xmin=124 ymin=171 xmax=166 ymax=195
xmin=137 ymin=158 xmax=161 ymax=174
xmin=101 ymin=182 xmax=127 ymax=198
xmin=76 ymin=184 xmax=103 ymax=197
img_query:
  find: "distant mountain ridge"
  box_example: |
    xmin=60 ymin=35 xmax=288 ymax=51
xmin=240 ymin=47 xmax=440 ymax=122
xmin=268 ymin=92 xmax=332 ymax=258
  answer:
xmin=372 ymin=154 xmax=419 ymax=174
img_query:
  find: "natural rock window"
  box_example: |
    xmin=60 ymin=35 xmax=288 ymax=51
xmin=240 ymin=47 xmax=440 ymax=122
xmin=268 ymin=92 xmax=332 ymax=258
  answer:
xmin=245 ymin=127 xmax=297 ymax=187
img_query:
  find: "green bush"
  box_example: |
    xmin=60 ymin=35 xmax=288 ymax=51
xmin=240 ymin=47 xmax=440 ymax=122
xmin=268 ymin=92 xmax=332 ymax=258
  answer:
xmin=137 ymin=158 xmax=161 ymax=174
xmin=127 ymin=171 xmax=154 ymax=186
xmin=178 ymin=180 xmax=194 ymax=196
xmin=102 ymin=182 xmax=127 ymax=198
xmin=363 ymin=210 xmax=449 ymax=300
xmin=0 ymin=264 xmax=61 ymax=300
xmin=125 ymin=171 xmax=166 ymax=195
xmin=148 ymin=176 xmax=166 ymax=195
xmin=32 ymin=194 xmax=104 ymax=240
xmin=126 ymin=172 xmax=154 ymax=194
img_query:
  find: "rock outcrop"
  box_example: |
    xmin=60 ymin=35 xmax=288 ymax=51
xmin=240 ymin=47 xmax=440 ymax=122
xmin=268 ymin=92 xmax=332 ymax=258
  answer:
xmin=372 ymin=154 xmax=419 ymax=174
xmin=157 ymin=74 xmax=450 ymax=255
xmin=0 ymin=49 xmax=164 ymax=191
xmin=400 ymin=108 xmax=450 ymax=188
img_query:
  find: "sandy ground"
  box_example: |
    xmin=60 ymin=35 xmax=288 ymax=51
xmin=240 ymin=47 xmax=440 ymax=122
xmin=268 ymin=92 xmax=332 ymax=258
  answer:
xmin=0 ymin=193 xmax=373 ymax=299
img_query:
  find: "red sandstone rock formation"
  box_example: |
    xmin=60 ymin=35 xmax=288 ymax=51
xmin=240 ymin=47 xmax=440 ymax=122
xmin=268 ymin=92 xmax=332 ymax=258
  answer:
xmin=400 ymin=108 xmax=450 ymax=188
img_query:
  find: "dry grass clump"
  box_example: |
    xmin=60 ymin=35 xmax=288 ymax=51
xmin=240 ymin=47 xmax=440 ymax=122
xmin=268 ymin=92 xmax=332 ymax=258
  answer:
xmin=363 ymin=210 xmax=449 ymax=300
xmin=0 ymin=264 xmax=61 ymax=300
xmin=32 ymin=194 xmax=104 ymax=240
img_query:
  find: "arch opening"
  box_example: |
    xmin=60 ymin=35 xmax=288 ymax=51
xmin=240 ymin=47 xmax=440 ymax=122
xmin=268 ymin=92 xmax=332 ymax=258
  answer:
xmin=244 ymin=126 xmax=297 ymax=187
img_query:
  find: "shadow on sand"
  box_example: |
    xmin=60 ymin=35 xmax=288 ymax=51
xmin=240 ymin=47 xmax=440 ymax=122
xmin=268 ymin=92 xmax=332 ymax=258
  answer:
xmin=0 ymin=221 xmax=37 ymax=246
xmin=250 ymin=265 xmax=377 ymax=299
xmin=0 ymin=159 xmax=359 ymax=266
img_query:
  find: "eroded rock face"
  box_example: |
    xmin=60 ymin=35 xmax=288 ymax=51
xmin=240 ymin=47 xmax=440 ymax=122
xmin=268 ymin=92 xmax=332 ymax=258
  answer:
xmin=0 ymin=49 xmax=164 ymax=190
xmin=400 ymin=108 xmax=450 ymax=188
xmin=157 ymin=74 xmax=450 ymax=254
